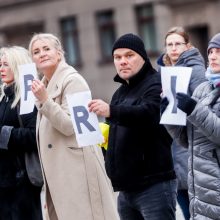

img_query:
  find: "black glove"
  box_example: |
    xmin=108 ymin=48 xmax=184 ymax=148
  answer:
xmin=176 ymin=92 xmax=197 ymax=115
xmin=160 ymin=97 xmax=169 ymax=115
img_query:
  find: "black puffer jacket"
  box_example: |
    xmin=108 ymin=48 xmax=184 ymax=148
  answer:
xmin=105 ymin=61 xmax=176 ymax=192
xmin=0 ymin=84 xmax=37 ymax=187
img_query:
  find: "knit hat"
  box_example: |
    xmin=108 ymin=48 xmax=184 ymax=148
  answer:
xmin=112 ymin=33 xmax=148 ymax=60
xmin=207 ymin=33 xmax=220 ymax=54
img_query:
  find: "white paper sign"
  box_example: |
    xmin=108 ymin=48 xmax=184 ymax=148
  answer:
xmin=66 ymin=91 xmax=104 ymax=147
xmin=160 ymin=67 xmax=192 ymax=125
xmin=19 ymin=63 xmax=37 ymax=115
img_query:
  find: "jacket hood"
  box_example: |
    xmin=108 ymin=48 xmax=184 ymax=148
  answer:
xmin=175 ymin=48 xmax=205 ymax=67
xmin=156 ymin=54 xmax=165 ymax=67
xmin=157 ymin=48 xmax=205 ymax=68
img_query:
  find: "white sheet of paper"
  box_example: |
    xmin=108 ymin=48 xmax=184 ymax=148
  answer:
xmin=160 ymin=66 xmax=192 ymax=125
xmin=19 ymin=63 xmax=37 ymax=115
xmin=66 ymin=91 xmax=104 ymax=147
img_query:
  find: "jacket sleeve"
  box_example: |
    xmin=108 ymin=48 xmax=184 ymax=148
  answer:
xmin=3 ymin=107 xmax=38 ymax=152
xmin=109 ymin=77 xmax=161 ymax=126
xmin=37 ymin=74 xmax=90 ymax=136
xmin=165 ymin=124 xmax=188 ymax=148
xmin=188 ymin=102 xmax=220 ymax=145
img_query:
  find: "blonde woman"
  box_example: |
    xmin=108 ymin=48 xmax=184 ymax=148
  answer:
xmin=29 ymin=33 xmax=119 ymax=220
xmin=0 ymin=46 xmax=42 ymax=220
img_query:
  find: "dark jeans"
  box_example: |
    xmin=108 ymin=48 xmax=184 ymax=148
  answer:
xmin=118 ymin=179 xmax=177 ymax=220
xmin=177 ymin=189 xmax=190 ymax=220
xmin=0 ymin=180 xmax=43 ymax=220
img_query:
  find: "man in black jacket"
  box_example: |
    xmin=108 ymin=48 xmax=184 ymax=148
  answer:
xmin=89 ymin=33 xmax=177 ymax=220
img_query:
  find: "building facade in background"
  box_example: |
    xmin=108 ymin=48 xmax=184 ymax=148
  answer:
xmin=0 ymin=0 xmax=219 ymax=101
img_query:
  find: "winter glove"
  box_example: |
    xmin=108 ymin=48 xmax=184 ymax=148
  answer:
xmin=176 ymin=92 xmax=197 ymax=115
xmin=160 ymin=97 xmax=169 ymax=115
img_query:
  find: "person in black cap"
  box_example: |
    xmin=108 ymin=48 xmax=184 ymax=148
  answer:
xmin=162 ymin=33 xmax=220 ymax=219
xmin=89 ymin=33 xmax=177 ymax=220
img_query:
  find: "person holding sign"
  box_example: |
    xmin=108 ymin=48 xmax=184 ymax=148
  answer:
xmin=158 ymin=26 xmax=206 ymax=95
xmin=89 ymin=33 xmax=177 ymax=220
xmin=0 ymin=46 xmax=43 ymax=220
xmin=29 ymin=33 xmax=119 ymax=220
xmin=163 ymin=33 xmax=220 ymax=219
xmin=158 ymin=26 xmax=206 ymax=220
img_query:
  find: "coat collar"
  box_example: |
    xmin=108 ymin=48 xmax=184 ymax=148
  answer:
xmin=114 ymin=61 xmax=156 ymax=87
xmin=42 ymin=61 xmax=77 ymax=98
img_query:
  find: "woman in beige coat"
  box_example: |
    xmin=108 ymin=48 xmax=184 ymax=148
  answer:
xmin=29 ymin=33 xmax=119 ymax=220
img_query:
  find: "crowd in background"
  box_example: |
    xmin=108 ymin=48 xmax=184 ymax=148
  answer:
xmin=0 ymin=27 xmax=220 ymax=220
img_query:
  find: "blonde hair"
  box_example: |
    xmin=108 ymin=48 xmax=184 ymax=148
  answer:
xmin=164 ymin=26 xmax=192 ymax=66
xmin=28 ymin=33 xmax=65 ymax=61
xmin=0 ymin=46 xmax=33 ymax=108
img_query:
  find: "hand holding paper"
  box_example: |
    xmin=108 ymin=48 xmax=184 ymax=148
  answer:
xmin=160 ymin=66 xmax=192 ymax=125
xmin=31 ymin=79 xmax=48 ymax=104
xmin=66 ymin=91 xmax=104 ymax=147
xmin=18 ymin=63 xmax=38 ymax=115
xmin=176 ymin=92 xmax=197 ymax=116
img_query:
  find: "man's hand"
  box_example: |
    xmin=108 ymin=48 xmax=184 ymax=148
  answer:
xmin=88 ymin=99 xmax=110 ymax=117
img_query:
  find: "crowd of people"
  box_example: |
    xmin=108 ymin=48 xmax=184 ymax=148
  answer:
xmin=0 ymin=27 xmax=220 ymax=220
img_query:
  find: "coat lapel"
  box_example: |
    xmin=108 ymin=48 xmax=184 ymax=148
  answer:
xmin=43 ymin=61 xmax=78 ymax=99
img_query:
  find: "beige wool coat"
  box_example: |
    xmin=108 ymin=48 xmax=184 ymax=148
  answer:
xmin=35 ymin=61 xmax=119 ymax=220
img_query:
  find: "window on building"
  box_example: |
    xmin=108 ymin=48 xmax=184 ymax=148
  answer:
xmin=2 ymin=23 xmax=43 ymax=48
xmin=187 ymin=25 xmax=208 ymax=63
xmin=0 ymin=0 xmax=49 ymax=8
xmin=61 ymin=17 xmax=81 ymax=67
xmin=96 ymin=10 xmax=116 ymax=63
xmin=136 ymin=4 xmax=158 ymax=55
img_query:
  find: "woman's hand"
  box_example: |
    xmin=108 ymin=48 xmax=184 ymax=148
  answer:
xmin=31 ymin=79 xmax=48 ymax=104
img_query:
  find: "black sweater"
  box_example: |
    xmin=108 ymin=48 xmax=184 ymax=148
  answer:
xmin=105 ymin=62 xmax=176 ymax=192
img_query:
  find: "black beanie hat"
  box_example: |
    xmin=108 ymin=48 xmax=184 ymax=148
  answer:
xmin=207 ymin=33 xmax=220 ymax=54
xmin=112 ymin=33 xmax=148 ymax=61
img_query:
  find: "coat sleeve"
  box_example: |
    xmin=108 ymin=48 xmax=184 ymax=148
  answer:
xmin=188 ymin=102 xmax=220 ymax=145
xmin=109 ymin=76 xmax=161 ymax=126
xmin=37 ymin=74 xmax=90 ymax=136
xmin=2 ymin=107 xmax=38 ymax=152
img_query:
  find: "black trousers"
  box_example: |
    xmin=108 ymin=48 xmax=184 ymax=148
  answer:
xmin=0 ymin=180 xmax=43 ymax=220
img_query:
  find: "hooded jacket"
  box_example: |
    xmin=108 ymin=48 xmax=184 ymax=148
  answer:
xmin=157 ymin=47 xmax=206 ymax=190
xmin=105 ymin=61 xmax=176 ymax=192
xmin=157 ymin=48 xmax=206 ymax=95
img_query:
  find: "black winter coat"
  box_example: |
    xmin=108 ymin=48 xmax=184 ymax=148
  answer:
xmin=105 ymin=62 xmax=176 ymax=192
xmin=0 ymin=84 xmax=38 ymax=187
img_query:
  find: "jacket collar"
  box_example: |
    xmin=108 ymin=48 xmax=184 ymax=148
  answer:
xmin=4 ymin=83 xmax=15 ymax=98
xmin=41 ymin=61 xmax=77 ymax=98
xmin=114 ymin=61 xmax=156 ymax=86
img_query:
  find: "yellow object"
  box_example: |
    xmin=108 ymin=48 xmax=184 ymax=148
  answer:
xmin=98 ymin=122 xmax=109 ymax=150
